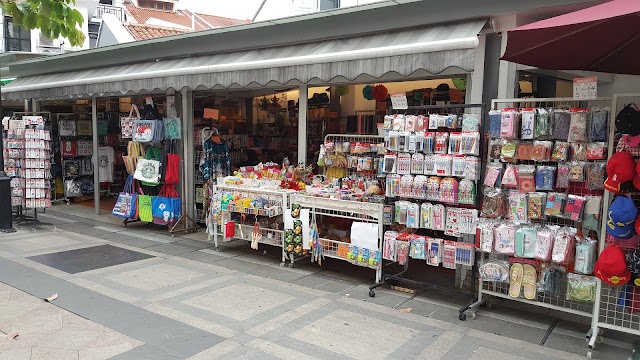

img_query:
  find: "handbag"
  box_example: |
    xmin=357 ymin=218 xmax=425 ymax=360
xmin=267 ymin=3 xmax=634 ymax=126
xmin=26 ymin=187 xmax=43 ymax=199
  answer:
xmin=133 ymin=119 xmax=157 ymax=143
xmin=121 ymin=104 xmax=140 ymax=139
xmin=152 ymin=184 xmax=179 ymax=225
xmin=138 ymin=194 xmax=153 ymax=222
xmin=164 ymin=153 xmax=180 ymax=184
xmin=164 ymin=118 xmax=182 ymax=139
xmin=122 ymin=141 xmax=144 ymax=175
xmin=77 ymin=120 xmax=92 ymax=136
xmin=112 ymin=175 xmax=137 ymax=218
xmin=134 ymin=158 xmax=160 ymax=185
xmin=152 ymin=120 xmax=164 ymax=142
xmin=139 ymin=145 xmax=162 ymax=186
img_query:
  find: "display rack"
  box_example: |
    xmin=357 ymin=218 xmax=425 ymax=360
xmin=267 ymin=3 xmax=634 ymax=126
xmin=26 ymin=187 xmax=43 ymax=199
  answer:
xmin=4 ymin=112 xmax=53 ymax=229
xmin=291 ymin=193 xmax=384 ymax=283
xmin=210 ymin=184 xmax=289 ymax=263
xmin=588 ymin=93 xmax=640 ymax=359
xmin=321 ymin=134 xmax=385 ymax=181
xmin=466 ymin=97 xmax=611 ymax=325
xmin=371 ymin=104 xmax=484 ymax=317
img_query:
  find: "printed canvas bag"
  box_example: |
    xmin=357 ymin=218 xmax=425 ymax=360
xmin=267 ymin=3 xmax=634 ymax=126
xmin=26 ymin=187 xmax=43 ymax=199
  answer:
xmin=120 ymin=104 xmax=140 ymax=139
xmin=164 ymin=118 xmax=182 ymax=139
xmin=133 ymin=119 xmax=156 ymax=143
xmin=134 ymin=158 xmax=160 ymax=185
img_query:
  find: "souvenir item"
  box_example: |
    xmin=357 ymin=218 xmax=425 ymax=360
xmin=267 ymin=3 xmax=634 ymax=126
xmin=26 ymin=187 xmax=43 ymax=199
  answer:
xmin=574 ymin=239 xmax=596 ymax=275
xmin=544 ymin=193 xmax=566 ymax=217
xmin=411 ymin=153 xmax=424 ymax=174
xmin=462 ymin=114 xmax=480 ymax=132
xmin=481 ymin=188 xmax=505 ymax=219
xmin=582 ymin=196 xmax=602 ymax=232
xmin=112 ymin=175 xmax=137 ymax=218
xmin=556 ymin=164 xmax=570 ymax=189
xmin=571 ymin=142 xmax=587 ymax=161
xmin=76 ymin=120 xmax=92 ymax=136
xmin=568 ymin=162 xmax=585 ymax=182
xmin=458 ymin=179 xmax=476 ymax=204
xmin=488 ymin=110 xmax=501 ymax=138
xmin=120 ymin=104 xmax=140 ymax=139
xmin=508 ymin=192 xmax=528 ymax=223
xmin=134 ymin=159 xmax=161 ymax=185
xmin=420 ymin=202 xmax=433 ymax=229
xmin=515 ymin=226 xmax=537 ymax=258
xmin=521 ymin=109 xmax=535 ymax=139
xmin=535 ymin=166 xmax=555 ymax=191
xmin=586 ymin=142 xmax=606 ymax=160
xmin=531 ymin=141 xmax=552 ymax=161
xmin=527 ymin=192 xmax=546 ymax=220
xmin=551 ymin=142 xmax=569 ymax=162
xmin=426 ymin=238 xmax=442 ymax=266
xmin=500 ymin=108 xmax=519 ymax=139
xmin=566 ymin=274 xmax=597 ymax=302
xmin=479 ymin=261 xmax=510 ymax=282
xmin=500 ymin=140 xmax=518 ymax=162
xmin=477 ymin=220 xmax=494 ymax=253
xmin=517 ymin=166 xmax=536 ymax=193
xmin=383 ymin=231 xmax=398 ymax=261
xmin=502 ymin=164 xmax=518 ymax=188
xmin=534 ymin=108 xmax=551 ymax=139
xmin=490 ymin=139 xmax=502 ymax=160
xmin=59 ymin=119 xmax=77 ymax=137
xmin=590 ymin=108 xmax=608 ymax=141
xmin=604 ymin=151 xmax=635 ymax=194
xmin=552 ymin=110 xmax=571 ymax=140
xmin=494 ymin=224 xmax=516 ymax=255
xmin=433 ymin=204 xmax=446 ymax=231
xmin=552 ymin=228 xmax=576 ymax=265
xmin=517 ymin=142 xmax=534 ymax=161
xmin=586 ymin=162 xmax=605 ymax=190
xmin=568 ymin=108 xmax=589 ymax=142
xmin=410 ymin=237 xmax=426 ymax=259
xmin=483 ymin=163 xmax=502 ymax=187
xmin=535 ymin=227 xmax=556 ymax=261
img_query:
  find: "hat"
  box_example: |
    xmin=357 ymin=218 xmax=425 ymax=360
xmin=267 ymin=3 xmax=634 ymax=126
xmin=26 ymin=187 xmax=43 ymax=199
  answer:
xmin=605 ymin=152 xmax=636 ymax=193
xmin=606 ymin=196 xmax=638 ymax=239
xmin=615 ymin=104 xmax=640 ymax=136
xmin=594 ymin=245 xmax=631 ymax=285
xmin=634 ymin=160 xmax=640 ymax=191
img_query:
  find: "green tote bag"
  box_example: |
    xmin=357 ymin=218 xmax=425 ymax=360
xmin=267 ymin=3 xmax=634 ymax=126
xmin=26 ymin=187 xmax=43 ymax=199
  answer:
xmin=138 ymin=194 xmax=154 ymax=223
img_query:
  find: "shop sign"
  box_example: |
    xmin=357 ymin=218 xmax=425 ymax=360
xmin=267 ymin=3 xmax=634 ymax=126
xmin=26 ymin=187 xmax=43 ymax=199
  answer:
xmin=390 ymin=92 xmax=408 ymax=110
xmin=573 ymin=77 xmax=597 ymax=100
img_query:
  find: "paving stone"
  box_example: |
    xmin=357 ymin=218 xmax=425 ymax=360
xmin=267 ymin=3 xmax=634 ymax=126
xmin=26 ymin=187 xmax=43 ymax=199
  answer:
xmin=105 ymin=263 xmax=206 ymax=291
xmin=31 ymin=347 xmax=80 ymax=360
xmin=27 ymin=245 xmax=154 ymax=274
xmin=143 ymin=243 xmax=198 ymax=256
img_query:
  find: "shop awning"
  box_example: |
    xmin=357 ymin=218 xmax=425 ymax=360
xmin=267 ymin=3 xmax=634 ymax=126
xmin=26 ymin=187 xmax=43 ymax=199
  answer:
xmin=2 ymin=19 xmax=486 ymax=100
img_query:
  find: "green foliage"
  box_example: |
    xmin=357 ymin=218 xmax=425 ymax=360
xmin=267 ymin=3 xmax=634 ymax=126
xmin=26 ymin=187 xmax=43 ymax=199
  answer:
xmin=1 ymin=0 xmax=85 ymax=47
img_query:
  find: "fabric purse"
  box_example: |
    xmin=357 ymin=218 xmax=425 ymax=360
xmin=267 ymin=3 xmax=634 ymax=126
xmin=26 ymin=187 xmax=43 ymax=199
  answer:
xmin=122 ymin=141 xmax=144 ymax=175
xmin=112 ymin=175 xmax=137 ymax=218
xmin=164 ymin=118 xmax=182 ymax=139
xmin=76 ymin=120 xmax=92 ymax=136
xmin=120 ymin=104 xmax=140 ymax=139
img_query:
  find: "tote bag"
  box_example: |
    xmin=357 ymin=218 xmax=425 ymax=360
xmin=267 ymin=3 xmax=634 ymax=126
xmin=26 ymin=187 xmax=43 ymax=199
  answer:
xmin=134 ymin=158 xmax=160 ymax=185
xmin=122 ymin=141 xmax=144 ymax=175
xmin=164 ymin=118 xmax=182 ymax=140
xmin=152 ymin=184 xmax=179 ymax=225
xmin=121 ymin=104 xmax=140 ymax=139
xmin=140 ymin=146 xmax=162 ymax=186
xmin=112 ymin=176 xmax=137 ymax=218
xmin=137 ymin=194 xmax=153 ymax=222
xmin=133 ymin=119 xmax=157 ymax=143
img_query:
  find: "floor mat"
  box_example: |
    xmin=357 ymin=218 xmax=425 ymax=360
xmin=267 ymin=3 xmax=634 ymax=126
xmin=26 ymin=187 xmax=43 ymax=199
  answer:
xmin=28 ymin=244 xmax=154 ymax=274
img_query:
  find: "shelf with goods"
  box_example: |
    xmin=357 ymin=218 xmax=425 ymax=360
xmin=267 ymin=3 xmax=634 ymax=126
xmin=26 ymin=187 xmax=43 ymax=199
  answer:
xmin=209 ymin=182 xmax=292 ymax=264
xmin=291 ymin=193 xmax=384 ymax=282
xmin=3 ymin=112 xmax=53 ymax=228
xmin=373 ymin=104 xmax=483 ymax=314
xmin=466 ymin=97 xmax=611 ymax=324
xmin=97 ymin=111 xmax=130 ymax=198
xmin=55 ymin=113 xmax=96 ymax=203
xmin=589 ymin=93 xmax=640 ymax=357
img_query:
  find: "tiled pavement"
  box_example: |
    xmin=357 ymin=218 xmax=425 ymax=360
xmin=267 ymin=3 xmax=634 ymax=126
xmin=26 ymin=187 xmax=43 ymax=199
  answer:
xmin=0 ymin=205 xmax=635 ymax=359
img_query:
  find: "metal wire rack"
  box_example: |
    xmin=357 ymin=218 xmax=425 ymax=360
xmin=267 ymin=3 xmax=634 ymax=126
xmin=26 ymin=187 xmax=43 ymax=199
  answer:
xmin=465 ymin=97 xmax=611 ymax=330
xmin=291 ymin=193 xmax=384 ymax=282
xmin=321 ymin=134 xmax=385 ymax=181
xmin=373 ymin=104 xmax=484 ymax=317
xmin=210 ymin=185 xmax=290 ymax=263
xmin=588 ymin=93 xmax=640 ymax=359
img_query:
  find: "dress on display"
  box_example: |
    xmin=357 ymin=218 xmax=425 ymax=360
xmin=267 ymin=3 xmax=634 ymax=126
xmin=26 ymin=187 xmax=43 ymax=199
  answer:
xmin=199 ymin=139 xmax=230 ymax=180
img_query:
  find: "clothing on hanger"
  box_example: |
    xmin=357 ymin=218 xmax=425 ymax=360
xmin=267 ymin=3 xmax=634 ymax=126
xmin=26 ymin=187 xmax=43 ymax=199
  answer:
xmin=200 ymin=136 xmax=230 ymax=180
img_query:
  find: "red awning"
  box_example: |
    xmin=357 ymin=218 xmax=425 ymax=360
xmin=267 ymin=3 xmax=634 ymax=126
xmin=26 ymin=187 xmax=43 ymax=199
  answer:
xmin=501 ymin=0 xmax=640 ymax=75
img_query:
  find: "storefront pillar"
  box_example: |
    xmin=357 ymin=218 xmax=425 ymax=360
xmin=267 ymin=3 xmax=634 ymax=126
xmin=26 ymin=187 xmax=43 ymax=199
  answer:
xmin=91 ymin=97 xmax=100 ymax=215
xmin=297 ymin=85 xmax=308 ymax=166
xmin=181 ymin=88 xmax=195 ymax=220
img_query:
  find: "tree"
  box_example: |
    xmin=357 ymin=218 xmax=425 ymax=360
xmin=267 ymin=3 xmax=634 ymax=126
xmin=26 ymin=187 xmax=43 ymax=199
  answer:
xmin=1 ymin=0 xmax=85 ymax=47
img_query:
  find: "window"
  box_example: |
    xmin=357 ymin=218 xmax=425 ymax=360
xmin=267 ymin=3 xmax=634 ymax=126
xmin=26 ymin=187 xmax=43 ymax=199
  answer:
xmin=138 ymin=0 xmax=172 ymax=11
xmin=4 ymin=16 xmax=30 ymax=52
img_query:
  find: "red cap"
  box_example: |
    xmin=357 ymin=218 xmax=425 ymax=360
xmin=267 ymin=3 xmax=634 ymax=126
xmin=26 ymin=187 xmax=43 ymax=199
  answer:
xmin=634 ymin=159 xmax=640 ymax=191
xmin=636 ymin=215 xmax=640 ymax=236
xmin=594 ymin=245 xmax=631 ymax=285
xmin=605 ymin=152 xmax=636 ymax=194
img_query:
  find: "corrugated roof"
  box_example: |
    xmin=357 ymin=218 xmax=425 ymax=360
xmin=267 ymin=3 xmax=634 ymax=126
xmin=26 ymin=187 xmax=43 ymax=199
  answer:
xmin=124 ymin=3 xmax=248 ymax=31
xmin=125 ymin=23 xmax=189 ymax=40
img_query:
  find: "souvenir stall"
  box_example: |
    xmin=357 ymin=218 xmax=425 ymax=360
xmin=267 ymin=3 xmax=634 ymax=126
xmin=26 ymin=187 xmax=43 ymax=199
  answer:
xmin=110 ymin=95 xmax=194 ymax=234
xmin=3 ymin=112 xmax=53 ymax=228
xmin=588 ymin=93 xmax=640 ymax=359
xmin=372 ymin=104 xmax=483 ymax=314
xmin=57 ymin=112 xmax=95 ymax=203
xmin=465 ymin=97 xmax=611 ymax=324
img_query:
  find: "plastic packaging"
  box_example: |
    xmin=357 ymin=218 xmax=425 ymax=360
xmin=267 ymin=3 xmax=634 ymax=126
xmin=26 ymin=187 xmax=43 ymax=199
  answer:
xmin=535 ymin=166 xmax=556 ymax=191
xmin=552 ymin=227 xmax=576 ymax=265
xmin=563 ymin=195 xmax=585 ymax=221
xmin=383 ymin=231 xmax=398 ymax=261
xmin=479 ymin=260 xmax=510 ymax=282
xmin=535 ymin=226 xmax=557 ymax=261
xmin=502 ymin=164 xmax=518 ymax=188
xmin=586 ymin=162 xmax=605 ymax=190
xmin=544 ymin=193 xmax=567 ymax=217
xmin=568 ymin=162 xmax=585 ymax=182
xmin=534 ymin=108 xmax=551 ymax=139
xmin=552 ymin=110 xmax=571 ymax=141
xmin=481 ymin=188 xmax=506 ymax=219
xmin=527 ymin=192 xmax=546 ymax=220
xmin=515 ymin=226 xmax=537 ymax=258
xmin=494 ymin=223 xmax=516 ymax=255
xmin=566 ymin=274 xmax=597 ymax=302
xmin=483 ymin=163 xmax=503 ymax=187
xmin=551 ymin=142 xmax=569 ymax=162
xmin=508 ymin=192 xmax=528 ymax=223
xmin=571 ymin=142 xmax=587 ymax=161
xmin=568 ymin=108 xmax=589 ymax=142
xmin=488 ymin=110 xmax=502 ymax=138
xmin=556 ymin=164 xmax=570 ymax=189
xmin=586 ymin=142 xmax=606 ymax=160
xmin=521 ymin=108 xmax=536 ymax=140
xmin=532 ymin=141 xmax=553 ymax=162
xmin=517 ymin=165 xmax=536 ymax=193
xmin=500 ymin=140 xmax=518 ymax=162
xmin=538 ymin=265 xmax=565 ymax=297
xmin=500 ymin=108 xmax=520 ymax=139
xmin=574 ymin=237 xmax=596 ymax=275
xmin=517 ymin=142 xmax=534 ymax=161
xmin=410 ymin=237 xmax=426 ymax=260
xmin=477 ymin=219 xmax=495 ymax=253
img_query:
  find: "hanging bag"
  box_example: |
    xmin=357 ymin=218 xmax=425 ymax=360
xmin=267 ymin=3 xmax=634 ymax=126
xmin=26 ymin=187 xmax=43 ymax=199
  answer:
xmin=120 ymin=104 xmax=140 ymax=139
xmin=112 ymin=175 xmax=137 ymax=218
xmin=152 ymin=120 xmax=164 ymax=142
xmin=152 ymin=184 xmax=179 ymax=225
xmin=133 ymin=119 xmax=157 ymax=143
xmin=137 ymin=193 xmax=154 ymax=222
xmin=134 ymin=158 xmax=161 ymax=185
xmin=122 ymin=141 xmax=144 ymax=175
xmin=164 ymin=140 xmax=180 ymax=185
xmin=164 ymin=117 xmax=182 ymax=140
xmin=59 ymin=119 xmax=77 ymax=136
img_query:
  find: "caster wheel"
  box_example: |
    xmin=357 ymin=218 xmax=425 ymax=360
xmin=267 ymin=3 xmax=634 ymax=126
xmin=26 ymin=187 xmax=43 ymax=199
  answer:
xmin=596 ymin=336 xmax=603 ymax=344
xmin=598 ymin=328 xmax=604 ymax=336
xmin=288 ymin=263 xmax=294 ymax=268
xmin=470 ymin=312 xmax=476 ymax=319
xmin=280 ymin=262 xmax=285 ymax=267
xmin=459 ymin=312 xmax=467 ymax=321
xmin=215 ymin=246 xmax=220 ymax=252
xmin=369 ymin=290 xmax=375 ymax=298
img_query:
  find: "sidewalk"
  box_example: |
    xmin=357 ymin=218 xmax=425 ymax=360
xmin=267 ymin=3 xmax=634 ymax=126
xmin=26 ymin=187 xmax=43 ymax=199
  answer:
xmin=0 ymin=204 xmax=634 ymax=359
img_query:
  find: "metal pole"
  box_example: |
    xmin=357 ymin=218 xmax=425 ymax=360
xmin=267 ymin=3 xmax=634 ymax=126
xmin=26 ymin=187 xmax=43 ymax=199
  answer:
xmin=0 ymin=81 xmax=16 ymax=232
xmin=92 ymin=97 xmax=100 ymax=215
xmin=298 ymin=85 xmax=308 ymax=167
